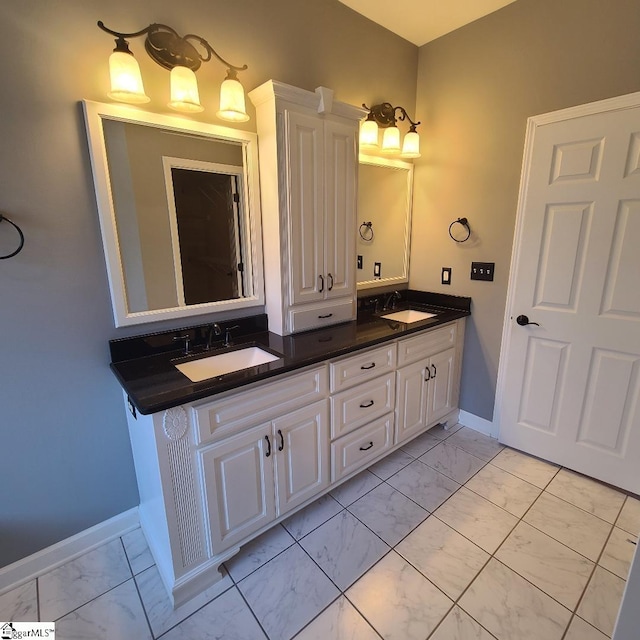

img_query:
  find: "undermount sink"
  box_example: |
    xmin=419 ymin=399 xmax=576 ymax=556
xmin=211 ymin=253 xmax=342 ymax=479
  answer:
xmin=175 ymin=346 xmax=281 ymax=382
xmin=381 ymin=309 xmax=438 ymax=323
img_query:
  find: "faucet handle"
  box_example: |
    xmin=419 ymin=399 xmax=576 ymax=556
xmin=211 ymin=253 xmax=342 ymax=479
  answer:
xmin=173 ymin=334 xmax=191 ymax=355
xmin=224 ymin=325 xmax=240 ymax=347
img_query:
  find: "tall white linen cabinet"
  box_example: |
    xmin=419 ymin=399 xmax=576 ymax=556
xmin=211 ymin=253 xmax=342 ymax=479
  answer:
xmin=249 ymin=81 xmax=366 ymax=335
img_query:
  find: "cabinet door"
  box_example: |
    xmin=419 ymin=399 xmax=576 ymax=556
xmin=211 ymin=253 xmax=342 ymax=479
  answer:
xmin=427 ymin=347 xmax=456 ymax=425
xmin=286 ymin=110 xmax=325 ymax=305
xmin=274 ymin=400 xmax=330 ymax=516
xmin=395 ymin=359 xmax=429 ymax=444
xmin=324 ymin=119 xmax=357 ymax=300
xmin=200 ymin=424 xmax=276 ymax=553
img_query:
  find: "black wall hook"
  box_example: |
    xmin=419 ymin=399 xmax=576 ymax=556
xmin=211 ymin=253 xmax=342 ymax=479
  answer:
xmin=0 ymin=213 xmax=25 ymax=259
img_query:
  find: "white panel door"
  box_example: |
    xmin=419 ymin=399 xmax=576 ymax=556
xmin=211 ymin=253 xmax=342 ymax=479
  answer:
xmin=200 ymin=424 xmax=275 ymax=552
xmin=395 ymin=359 xmax=429 ymax=444
xmin=497 ymin=93 xmax=640 ymax=492
xmin=324 ymin=119 xmax=357 ymax=300
xmin=286 ymin=110 xmax=325 ymax=305
xmin=274 ymin=400 xmax=329 ymax=516
xmin=427 ymin=348 xmax=456 ymax=425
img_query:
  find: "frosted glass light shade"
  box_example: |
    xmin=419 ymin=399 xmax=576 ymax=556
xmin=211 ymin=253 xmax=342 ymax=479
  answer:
xmin=168 ymin=66 xmax=204 ymax=113
xmin=401 ymin=130 xmax=421 ymax=158
xmin=107 ymin=51 xmax=149 ymax=104
xmin=217 ymin=76 xmax=249 ymax=122
xmin=359 ymin=119 xmax=379 ymax=149
xmin=381 ymin=126 xmax=401 ymax=153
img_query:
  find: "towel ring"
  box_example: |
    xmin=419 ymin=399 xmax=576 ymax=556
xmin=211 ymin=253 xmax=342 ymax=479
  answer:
xmin=0 ymin=213 xmax=25 ymax=259
xmin=448 ymin=217 xmax=471 ymax=243
xmin=359 ymin=221 xmax=374 ymax=241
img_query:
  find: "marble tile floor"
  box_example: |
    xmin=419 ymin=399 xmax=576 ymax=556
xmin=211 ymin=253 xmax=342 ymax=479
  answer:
xmin=2 ymin=425 xmax=638 ymax=640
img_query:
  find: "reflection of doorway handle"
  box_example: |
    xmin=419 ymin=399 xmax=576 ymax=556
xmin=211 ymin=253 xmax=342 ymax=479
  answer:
xmin=516 ymin=315 xmax=540 ymax=326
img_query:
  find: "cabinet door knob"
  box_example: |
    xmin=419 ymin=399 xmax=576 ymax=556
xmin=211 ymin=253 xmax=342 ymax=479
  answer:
xmin=359 ymin=441 xmax=374 ymax=451
xmin=264 ymin=435 xmax=271 ymax=457
xmin=318 ymin=274 xmax=324 ymax=292
xmin=327 ymin=273 xmax=334 ymax=291
xmin=359 ymin=400 xmax=374 ymax=408
xmin=277 ymin=429 xmax=284 ymax=452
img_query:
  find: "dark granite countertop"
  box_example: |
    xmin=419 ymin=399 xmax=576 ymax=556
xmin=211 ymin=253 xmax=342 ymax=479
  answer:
xmin=110 ymin=291 xmax=470 ymax=416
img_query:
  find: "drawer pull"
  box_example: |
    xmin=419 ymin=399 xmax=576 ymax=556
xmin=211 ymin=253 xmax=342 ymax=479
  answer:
xmin=265 ymin=435 xmax=271 ymax=458
xmin=359 ymin=441 xmax=374 ymax=451
xmin=318 ymin=274 xmax=324 ymax=292
xmin=277 ymin=429 xmax=284 ymax=452
xmin=318 ymin=313 xmax=333 ymax=319
xmin=425 ymin=367 xmax=431 ymax=382
xmin=359 ymin=400 xmax=374 ymax=408
xmin=360 ymin=363 xmax=376 ymax=370
xmin=431 ymin=364 xmax=437 ymax=378
xmin=327 ymin=272 xmax=334 ymax=291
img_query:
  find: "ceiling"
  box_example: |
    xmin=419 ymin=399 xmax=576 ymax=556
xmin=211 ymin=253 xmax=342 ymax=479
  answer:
xmin=337 ymin=0 xmax=518 ymax=46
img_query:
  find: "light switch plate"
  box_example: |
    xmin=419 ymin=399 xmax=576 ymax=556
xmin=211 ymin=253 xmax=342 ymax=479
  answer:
xmin=470 ymin=262 xmax=495 ymax=281
xmin=442 ymin=267 xmax=452 ymax=285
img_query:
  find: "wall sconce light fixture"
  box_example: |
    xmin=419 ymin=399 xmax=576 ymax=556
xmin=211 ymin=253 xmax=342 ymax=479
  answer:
xmin=97 ymin=21 xmax=250 ymax=122
xmin=360 ymin=103 xmax=421 ymax=158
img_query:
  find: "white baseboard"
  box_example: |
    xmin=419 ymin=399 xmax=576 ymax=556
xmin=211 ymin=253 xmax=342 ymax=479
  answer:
xmin=0 ymin=507 xmax=139 ymax=596
xmin=458 ymin=410 xmax=497 ymax=438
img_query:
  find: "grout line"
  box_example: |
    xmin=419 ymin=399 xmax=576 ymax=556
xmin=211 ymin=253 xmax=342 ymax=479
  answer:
xmin=120 ymin=537 xmax=155 ymax=639
xmin=234 ymin=585 xmax=271 ymax=640
xmin=35 ymin=576 xmax=41 ymax=623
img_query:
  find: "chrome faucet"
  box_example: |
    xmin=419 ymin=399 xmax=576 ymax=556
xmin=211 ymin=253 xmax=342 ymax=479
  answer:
xmin=205 ymin=323 xmax=222 ymax=350
xmin=383 ymin=290 xmax=401 ymax=311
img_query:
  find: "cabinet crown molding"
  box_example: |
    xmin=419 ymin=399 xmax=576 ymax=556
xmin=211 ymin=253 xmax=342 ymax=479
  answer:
xmin=248 ymin=79 xmax=367 ymax=122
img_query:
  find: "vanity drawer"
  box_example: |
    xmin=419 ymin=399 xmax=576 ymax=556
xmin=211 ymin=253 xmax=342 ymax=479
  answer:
xmin=330 ymin=373 xmax=395 ymax=439
xmin=330 ymin=343 xmax=396 ymax=392
xmin=397 ymin=322 xmax=457 ymax=366
xmin=331 ymin=413 xmax=393 ymax=482
xmin=192 ymin=365 xmax=328 ymax=444
xmin=288 ymin=298 xmax=355 ymax=333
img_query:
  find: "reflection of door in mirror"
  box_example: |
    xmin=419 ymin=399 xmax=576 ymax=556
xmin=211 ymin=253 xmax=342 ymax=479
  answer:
xmin=102 ymin=120 xmax=246 ymax=313
xmin=163 ymin=159 xmax=246 ymax=305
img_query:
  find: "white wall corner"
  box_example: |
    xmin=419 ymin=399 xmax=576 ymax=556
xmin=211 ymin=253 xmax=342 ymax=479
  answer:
xmin=458 ymin=410 xmax=497 ymax=438
xmin=0 ymin=507 xmax=139 ymax=596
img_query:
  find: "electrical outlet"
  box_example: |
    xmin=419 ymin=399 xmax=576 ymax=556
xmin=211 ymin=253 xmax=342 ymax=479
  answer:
xmin=441 ymin=267 xmax=452 ymax=285
xmin=374 ymin=262 xmax=381 ymax=278
xmin=470 ymin=262 xmax=495 ymax=281
xmin=357 ymin=255 xmax=363 ymax=269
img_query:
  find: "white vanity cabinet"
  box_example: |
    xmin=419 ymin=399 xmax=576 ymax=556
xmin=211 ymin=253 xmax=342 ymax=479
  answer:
xmin=124 ymin=319 xmax=466 ymax=608
xmin=395 ymin=322 xmax=464 ymax=444
xmin=199 ymin=399 xmax=329 ymax=553
xmin=249 ymin=81 xmax=366 ymax=335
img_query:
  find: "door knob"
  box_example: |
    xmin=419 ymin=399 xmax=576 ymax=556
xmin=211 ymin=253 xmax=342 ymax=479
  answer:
xmin=516 ymin=315 xmax=540 ymax=327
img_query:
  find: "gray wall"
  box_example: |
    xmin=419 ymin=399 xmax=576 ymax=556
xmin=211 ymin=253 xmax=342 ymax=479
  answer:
xmin=410 ymin=0 xmax=640 ymax=420
xmin=0 ymin=0 xmax=416 ymax=567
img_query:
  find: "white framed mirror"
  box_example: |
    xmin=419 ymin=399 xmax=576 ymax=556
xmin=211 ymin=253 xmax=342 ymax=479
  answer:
xmin=357 ymin=154 xmax=413 ymax=290
xmin=83 ymin=100 xmax=264 ymax=327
